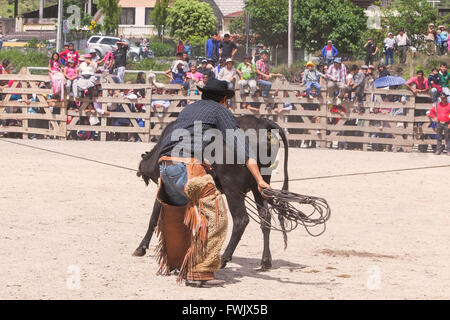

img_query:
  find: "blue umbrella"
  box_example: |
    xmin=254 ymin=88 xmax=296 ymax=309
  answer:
xmin=374 ymin=76 xmax=407 ymax=88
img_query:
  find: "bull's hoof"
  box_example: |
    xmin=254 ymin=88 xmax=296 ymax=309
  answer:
xmin=132 ymin=246 xmax=147 ymax=257
xmin=257 ymin=260 xmax=272 ymax=271
xmin=220 ymin=256 xmax=231 ymax=269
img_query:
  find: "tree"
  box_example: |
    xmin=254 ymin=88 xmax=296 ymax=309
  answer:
xmin=384 ymin=0 xmax=437 ymax=48
xmin=98 ymin=0 xmax=121 ymax=36
xmin=151 ymin=0 xmax=169 ymax=41
xmin=165 ymin=0 xmax=217 ymax=40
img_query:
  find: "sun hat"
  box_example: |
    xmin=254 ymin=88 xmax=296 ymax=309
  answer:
xmin=334 ymin=57 xmax=342 ymax=64
xmin=84 ymin=53 xmax=92 ymax=59
xmin=305 ymin=61 xmax=316 ymax=67
xmin=361 ymin=65 xmax=369 ymax=70
xmin=197 ymin=79 xmax=235 ymax=98
xmin=226 ymin=58 xmax=233 ymax=63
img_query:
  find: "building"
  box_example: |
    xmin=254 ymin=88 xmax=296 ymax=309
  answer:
xmin=203 ymin=0 xmax=244 ymax=34
xmin=117 ymin=0 xmax=158 ymax=37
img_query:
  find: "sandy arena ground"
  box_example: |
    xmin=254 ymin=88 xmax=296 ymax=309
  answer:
xmin=0 ymin=138 xmax=449 ymax=300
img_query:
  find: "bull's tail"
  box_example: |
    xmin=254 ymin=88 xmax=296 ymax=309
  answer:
xmin=268 ymin=120 xmax=289 ymax=249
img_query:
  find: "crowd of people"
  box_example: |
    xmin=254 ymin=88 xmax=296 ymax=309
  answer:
xmin=0 ymin=31 xmax=449 ymax=154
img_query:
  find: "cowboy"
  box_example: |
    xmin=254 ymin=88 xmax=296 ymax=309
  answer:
xmin=155 ymin=79 xmax=270 ymax=288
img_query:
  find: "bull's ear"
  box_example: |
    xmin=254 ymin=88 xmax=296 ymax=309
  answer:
xmin=141 ymin=154 xmax=146 ymax=159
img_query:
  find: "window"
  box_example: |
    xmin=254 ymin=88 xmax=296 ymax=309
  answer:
xmin=145 ymin=8 xmax=154 ymax=25
xmin=120 ymin=8 xmax=136 ymax=25
xmin=88 ymin=36 xmax=101 ymax=44
xmin=100 ymin=37 xmax=120 ymax=45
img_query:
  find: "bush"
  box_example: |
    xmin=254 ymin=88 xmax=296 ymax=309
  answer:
xmin=188 ymin=35 xmax=207 ymax=58
xmin=149 ymin=41 xmax=174 ymax=57
xmin=132 ymin=58 xmax=171 ymax=72
xmin=272 ymin=60 xmax=307 ymax=81
xmin=0 ymin=49 xmax=49 ymax=72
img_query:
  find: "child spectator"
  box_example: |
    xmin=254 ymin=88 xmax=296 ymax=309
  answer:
xmin=428 ymin=92 xmax=450 ymax=155
xmin=164 ymin=60 xmax=189 ymax=90
xmin=302 ymin=61 xmax=323 ymax=99
xmin=64 ymin=59 xmax=78 ymax=97
xmin=60 ymin=43 xmax=80 ymax=66
xmin=48 ymin=52 xmax=65 ymax=101
xmin=428 ymin=68 xmax=442 ymax=106
xmin=186 ymin=65 xmax=203 ymax=83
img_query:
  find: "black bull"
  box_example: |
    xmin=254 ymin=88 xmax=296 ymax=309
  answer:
xmin=134 ymin=115 xmax=289 ymax=270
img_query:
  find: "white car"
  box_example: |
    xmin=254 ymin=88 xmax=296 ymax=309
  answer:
xmin=86 ymin=35 xmax=154 ymax=61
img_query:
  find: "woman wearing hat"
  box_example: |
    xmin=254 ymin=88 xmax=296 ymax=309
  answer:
xmin=438 ymin=25 xmax=448 ymax=56
xmin=425 ymin=23 xmax=437 ymax=56
xmin=217 ymin=58 xmax=236 ymax=90
xmin=73 ymin=54 xmax=98 ymax=100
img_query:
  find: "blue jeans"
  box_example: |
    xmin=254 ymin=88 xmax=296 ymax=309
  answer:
xmin=385 ymin=49 xmax=394 ymax=65
xmin=159 ymin=162 xmax=189 ymax=206
xmin=305 ymin=81 xmax=321 ymax=96
xmin=257 ymin=80 xmax=272 ymax=97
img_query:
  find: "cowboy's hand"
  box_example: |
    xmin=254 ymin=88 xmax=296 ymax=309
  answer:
xmin=257 ymin=179 xmax=271 ymax=194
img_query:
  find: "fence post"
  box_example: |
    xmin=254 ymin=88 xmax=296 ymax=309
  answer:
xmin=144 ymin=71 xmax=152 ymax=143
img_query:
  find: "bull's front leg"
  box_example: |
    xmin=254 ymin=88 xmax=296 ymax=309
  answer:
xmin=253 ymin=190 xmax=272 ymax=271
xmin=132 ymin=200 xmax=161 ymax=257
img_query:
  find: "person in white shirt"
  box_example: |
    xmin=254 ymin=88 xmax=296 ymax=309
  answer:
xmin=218 ymin=58 xmax=236 ymax=89
xmin=383 ymin=33 xmax=396 ymax=66
xmin=73 ymin=54 xmax=98 ymax=100
xmin=396 ymin=30 xmax=409 ymax=64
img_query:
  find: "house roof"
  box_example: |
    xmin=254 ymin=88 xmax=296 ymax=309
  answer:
xmin=118 ymin=0 xmax=157 ymax=7
xmin=224 ymin=10 xmax=243 ymax=18
xmin=212 ymin=0 xmax=244 ymax=17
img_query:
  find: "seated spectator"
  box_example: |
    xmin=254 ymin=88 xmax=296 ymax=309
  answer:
xmin=237 ymin=53 xmax=257 ymax=96
xmin=214 ymin=58 xmax=226 ymax=79
xmin=164 ymin=60 xmax=189 ymax=91
xmin=64 ymin=59 xmax=78 ymax=97
xmin=303 ymin=61 xmax=323 ymax=99
xmin=60 ymin=43 xmax=80 ymax=66
xmin=197 ymin=59 xmax=208 ymax=73
xmin=73 ymin=54 xmax=98 ymax=101
xmin=186 ymin=65 xmax=203 ymax=83
xmin=406 ymin=70 xmax=430 ymax=96
xmin=369 ymin=106 xmax=390 ymax=152
xmin=428 ymin=92 xmax=450 ymax=155
xmin=98 ymin=50 xmax=115 ymax=73
xmin=218 ymin=58 xmax=236 ymax=89
xmin=197 ymin=72 xmax=210 ymax=89
xmin=326 ymin=57 xmax=347 ymax=105
xmin=255 ymin=49 xmax=282 ymax=98
xmin=428 ymin=67 xmax=442 ymax=106
xmin=438 ymin=62 xmax=450 ymax=96
xmin=350 ymin=64 xmax=368 ymax=106
xmin=48 ymin=52 xmax=65 ymax=101
xmin=377 ymin=64 xmax=390 ymax=78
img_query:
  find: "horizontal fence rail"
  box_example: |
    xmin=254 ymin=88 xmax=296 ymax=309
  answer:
xmin=0 ymin=71 xmax=445 ymax=152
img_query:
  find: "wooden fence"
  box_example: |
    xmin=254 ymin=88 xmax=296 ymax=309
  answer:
xmin=0 ymin=72 xmax=444 ymax=152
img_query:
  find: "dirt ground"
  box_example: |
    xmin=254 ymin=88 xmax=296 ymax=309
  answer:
xmin=0 ymin=138 xmax=449 ymax=300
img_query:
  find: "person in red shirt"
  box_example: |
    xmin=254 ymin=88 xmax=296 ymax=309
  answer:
xmin=60 ymin=43 xmax=80 ymax=66
xmin=406 ymin=70 xmax=430 ymax=95
xmin=428 ymin=92 xmax=450 ymax=155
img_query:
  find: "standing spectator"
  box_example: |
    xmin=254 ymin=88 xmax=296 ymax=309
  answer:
xmin=321 ymin=40 xmax=338 ymax=65
xmin=438 ymin=26 xmax=448 ymax=56
xmin=252 ymin=48 xmax=261 ymax=65
xmin=383 ymin=32 xmax=396 ymax=66
xmin=218 ymin=58 xmax=236 ymax=90
xmin=428 ymin=68 xmax=442 ymax=106
xmin=237 ymin=53 xmax=257 ymax=96
xmin=396 ymin=30 xmax=410 ymax=64
xmin=255 ymin=49 xmax=282 ymax=98
xmin=60 ymin=43 xmax=80 ymax=66
xmin=219 ymin=34 xmax=238 ymax=60
xmin=406 ymin=70 xmax=430 ymax=96
xmin=73 ymin=54 xmax=98 ymax=100
xmin=326 ymin=57 xmax=347 ymax=105
xmin=183 ymin=40 xmax=192 ymax=58
xmin=205 ymin=33 xmax=220 ymax=64
xmin=428 ymin=92 xmax=450 ymax=155
xmin=364 ymin=38 xmax=378 ymax=66
xmin=64 ymin=59 xmax=78 ymax=97
xmin=176 ymin=39 xmax=184 ymax=54
xmin=439 ymin=62 xmax=450 ymax=96
xmin=113 ymin=40 xmax=129 ymax=83
xmin=425 ymin=23 xmax=437 ymax=56
xmin=302 ymin=61 xmax=323 ymax=99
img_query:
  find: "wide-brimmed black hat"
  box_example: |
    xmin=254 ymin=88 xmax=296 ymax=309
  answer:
xmin=197 ymin=79 xmax=235 ymax=98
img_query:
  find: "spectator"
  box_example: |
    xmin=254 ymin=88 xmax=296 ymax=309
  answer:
xmin=425 ymin=23 xmax=437 ymax=56
xmin=197 ymin=72 xmax=210 ymax=89
xmin=321 ymin=40 xmax=338 ymax=65
xmin=73 ymin=54 xmax=98 ymax=100
xmin=428 ymin=92 xmax=450 ymax=155
xmin=0 ymin=58 xmax=9 ymax=75
xmin=428 ymin=68 xmax=442 ymax=106
xmin=218 ymin=58 xmax=236 ymax=90
xmin=64 ymin=59 xmax=78 ymax=97
xmin=214 ymin=58 xmax=226 ymax=79
xmin=255 ymin=49 xmax=282 ymax=98
xmin=252 ymin=48 xmax=261 ymax=65
xmin=237 ymin=53 xmax=257 ymax=96
xmin=438 ymin=26 xmax=448 ymax=56
xmin=171 ymin=52 xmax=189 ymax=73
xmin=183 ymin=40 xmax=192 ymax=58
xmin=186 ymin=65 xmax=203 ymax=83
xmin=139 ymin=38 xmax=150 ymax=59
xmin=395 ymin=30 xmax=409 ymax=64
xmin=98 ymin=50 xmax=115 ymax=73
xmin=364 ymin=38 xmax=378 ymax=66
xmin=89 ymin=48 xmax=100 ymax=63
xmin=383 ymin=32 xmax=396 ymax=66
xmin=350 ymin=65 xmax=368 ymax=105
xmin=326 ymin=57 xmax=347 ymax=105
xmin=164 ymin=60 xmax=189 ymax=90
xmin=302 ymin=61 xmax=323 ymax=99
xmin=176 ymin=39 xmax=184 ymax=54
xmin=48 ymin=52 xmax=65 ymax=101
xmin=60 ymin=44 xmax=69 ymax=65
xmin=60 ymin=43 xmax=80 ymax=66
xmin=198 ymin=59 xmax=208 ymax=73
xmin=378 ymin=63 xmax=390 ymax=78
xmin=205 ymin=33 xmax=220 ymax=64
xmin=219 ymin=34 xmax=238 ymax=60
xmin=439 ymin=62 xmax=450 ymax=96
xmin=406 ymin=70 xmax=430 ymax=96
xmin=113 ymin=40 xmax=129 ymax=83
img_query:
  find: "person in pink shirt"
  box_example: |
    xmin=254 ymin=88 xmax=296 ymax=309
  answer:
xmin=428 ymin=92 xmax=450 ymax=155
xmin=60 ymin=43 xmax=80 ymax=66
xmin=406 ymin=70 xmax=430 ymax=95
xmin=98 ymin=50 xmax=115 ymax=73
xmin=48 ymin=52 xmax=65 ymax=101
xmin=64 ymin=59 xmax=78 ymax=97
xmin=186 ymin=65 xmax=203 ymax=83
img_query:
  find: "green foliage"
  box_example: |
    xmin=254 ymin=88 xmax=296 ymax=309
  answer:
xmin=229 ymin=14 xmax=246 ymax=35
xmin=152 ymin=0 xmax=170 ymax=41
xmin=0 ymin=49 xmax=48 ymax=71
xmin=384 ymin=0 xmax=437 ymax=48
xmin=98 ymin=0 xmax=121 ymax=36
xmin=271 ymin=59 xmax=306 ymax=80
xmin=166 ymin=0 xmax=217 ymax=40
xmin=133 ymin=58 xmax=171 ymax=71
xmin=149 ymin=41 xmax=174 ymax=57
xmin=188 ymin=35 xmax=208 ymax=57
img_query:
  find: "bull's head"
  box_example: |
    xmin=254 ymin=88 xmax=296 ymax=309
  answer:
xmin=137 ymin=149 xmax=160 ymax=186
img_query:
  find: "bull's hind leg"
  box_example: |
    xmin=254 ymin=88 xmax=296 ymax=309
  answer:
xmin=220 ymin=194 xmax=249 ymax=269
xmin=252 ymin=189 xmax=272 ymax=271
xmin=133 ymin=200 xmax=162 ymax=256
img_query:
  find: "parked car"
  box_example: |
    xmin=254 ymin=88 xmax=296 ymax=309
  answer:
xmin=128 ymin=42 xmax=154 ymax=62
xmin=86 ymin=35 xmax=154 ymax=62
